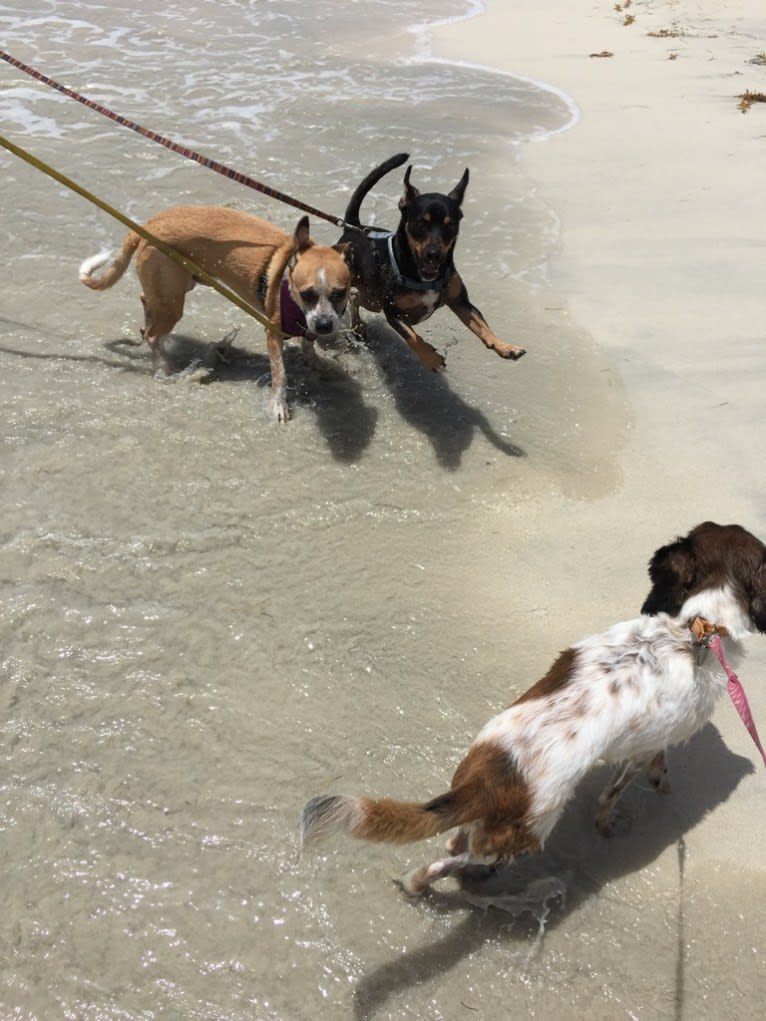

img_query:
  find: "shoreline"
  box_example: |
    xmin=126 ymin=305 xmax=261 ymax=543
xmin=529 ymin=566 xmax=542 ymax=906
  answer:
xmin=433 ymin=0 xmax=766 ymax=581
xmin=433 ymin=0 xmax=766 ymax=859
xmin=405 ymin=0 xmax=581 ymax=139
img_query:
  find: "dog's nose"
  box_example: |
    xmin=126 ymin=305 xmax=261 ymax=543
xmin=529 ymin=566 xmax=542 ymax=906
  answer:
xmin=313 ymin=315 xmax=336 ymax=335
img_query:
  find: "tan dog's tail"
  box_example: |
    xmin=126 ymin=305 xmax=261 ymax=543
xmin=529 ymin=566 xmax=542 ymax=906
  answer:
xmin=300 ymin=785 xmax=479 ymax=849
xmin=79 ymin=232 xmax=141 ymax=291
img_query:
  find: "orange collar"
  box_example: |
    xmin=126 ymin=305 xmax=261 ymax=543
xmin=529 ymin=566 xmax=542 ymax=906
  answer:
xmin=688 ymin=615 xmax=729 ymax=646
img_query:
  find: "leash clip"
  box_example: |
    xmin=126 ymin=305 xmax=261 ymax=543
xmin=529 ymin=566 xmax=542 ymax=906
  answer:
xmin=688 ymin=615 xmax=727 ymax=646
xmin=688 ymin=615 xmax=728 ymax=664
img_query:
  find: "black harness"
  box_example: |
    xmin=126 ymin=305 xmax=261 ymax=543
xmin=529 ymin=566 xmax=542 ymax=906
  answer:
xmin=368 ymin=229 xmax=451 ymax=293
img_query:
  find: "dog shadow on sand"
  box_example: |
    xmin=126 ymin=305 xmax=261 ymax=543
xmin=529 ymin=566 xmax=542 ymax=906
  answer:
xmin=363 ymin=320 xmax=525 ymax=470
xmin=0 ymin=330 xmax=154 ymax=376
xmin=2 ymin=315 xmax=524 ymax=466
xmin=101 ymin=330 xmax=380 ymax=463
xmin=106 ymin=320 xmax=526 ymax=468
xmin=351 ymin=724 xmax=754 ymax=1020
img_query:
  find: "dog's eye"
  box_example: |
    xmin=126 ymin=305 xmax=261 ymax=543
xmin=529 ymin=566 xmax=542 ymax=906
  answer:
xmin=329 ymin=288 xmax=347 ymax=305
xmin=300 ymin=288 xmax=318 ymax=305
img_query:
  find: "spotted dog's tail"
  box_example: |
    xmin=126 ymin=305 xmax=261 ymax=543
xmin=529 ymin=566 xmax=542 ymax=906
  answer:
xmin=300 ymin=786 xmax=481 ymax=849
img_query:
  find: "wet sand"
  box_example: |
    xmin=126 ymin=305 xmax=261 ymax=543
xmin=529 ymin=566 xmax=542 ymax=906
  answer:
xmin=1 ymin=0 xmax=765 ymax=1018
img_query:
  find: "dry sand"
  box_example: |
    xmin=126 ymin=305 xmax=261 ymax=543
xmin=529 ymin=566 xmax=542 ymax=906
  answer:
xmin=435 ymin=0 xmax=766 ymax=875
xmin=438 ymin=0 xmax=764 ymax=526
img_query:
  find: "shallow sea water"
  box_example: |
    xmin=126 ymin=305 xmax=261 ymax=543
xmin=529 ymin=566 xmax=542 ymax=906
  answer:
xmin=2 ymin=2 xmax=763 ymax=1020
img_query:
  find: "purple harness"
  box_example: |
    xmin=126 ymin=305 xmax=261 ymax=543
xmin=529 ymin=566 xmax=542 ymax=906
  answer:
xmin=280 ymin=277 xmax=308 ymax=338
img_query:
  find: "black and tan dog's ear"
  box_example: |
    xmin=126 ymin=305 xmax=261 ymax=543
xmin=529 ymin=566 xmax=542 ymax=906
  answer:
xmin=449 ymin=168 xmax=469 ymax=207
xmin=399 ymin=166 xmax=419 ymax=211
xmin=333 ymin=241 xmax=353 ymax=267
xmin=641 ymin=536 xmax=697 ymax=616
xmin=293 ymin=215 xmax=313 ymax=254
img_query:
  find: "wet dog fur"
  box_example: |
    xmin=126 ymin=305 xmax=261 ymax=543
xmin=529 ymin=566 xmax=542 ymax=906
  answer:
xmin=337 ymin=152 xmax=526 ymax=371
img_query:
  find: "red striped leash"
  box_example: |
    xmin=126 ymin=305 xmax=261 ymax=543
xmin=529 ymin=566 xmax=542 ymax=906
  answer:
xmin=0 ymin=49 xmax=346 ymax=228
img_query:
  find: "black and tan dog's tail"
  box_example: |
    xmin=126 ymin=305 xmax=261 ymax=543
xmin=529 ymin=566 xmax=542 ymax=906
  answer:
xmin=300 ymin=786 xmax=479 ymax=849
xmin=343 ymin=152 xmax=410 ymax=227
xmin=79 ymin=232 xmax=141 ymax=291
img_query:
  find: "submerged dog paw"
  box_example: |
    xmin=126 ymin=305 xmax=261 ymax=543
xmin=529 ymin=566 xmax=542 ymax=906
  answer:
xmin=459 ymin=875 xmax=567 ymax=917
xmin=595 ymin=804 xmax=633 ymax=838
xmin=422 ymin=347 xmax=446 ymax=372
xmin=269 ymin=395 xmax=292 ymax=423
xmin=399 ymin=866 xmax=430 ymax=898
xmin=215 ymin=326 xmax=241 ymax=364
xmin=155 ymin=359 xmax=215 ymax=385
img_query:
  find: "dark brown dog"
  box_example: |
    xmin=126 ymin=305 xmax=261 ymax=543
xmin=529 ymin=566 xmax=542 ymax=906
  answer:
xmin=338 ymin=153 xmax=526 ymax=371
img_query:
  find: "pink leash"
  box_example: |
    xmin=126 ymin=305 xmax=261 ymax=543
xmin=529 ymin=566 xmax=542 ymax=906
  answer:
xmin=708 ymin=634 xmax=766 ymax=767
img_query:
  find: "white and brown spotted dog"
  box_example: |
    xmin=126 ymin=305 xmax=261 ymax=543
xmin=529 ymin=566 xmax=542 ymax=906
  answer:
xmin=80 ymin=206 xmax=352 ymax=422
xmin=301 ymin=522 xmax=766 ymax=895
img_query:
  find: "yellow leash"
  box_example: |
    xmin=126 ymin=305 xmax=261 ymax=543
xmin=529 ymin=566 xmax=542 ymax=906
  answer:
xmin=0 ymin=131 xmax=286 ymax=337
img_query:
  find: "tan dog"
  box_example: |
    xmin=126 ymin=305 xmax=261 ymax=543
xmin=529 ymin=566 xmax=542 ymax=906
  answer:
xmin=79 ymin=205 xmax=352 ymax=421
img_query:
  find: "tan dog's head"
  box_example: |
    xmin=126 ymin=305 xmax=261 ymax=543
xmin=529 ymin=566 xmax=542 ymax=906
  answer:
xmin=288 ymin=217 xmax=352 ymax=342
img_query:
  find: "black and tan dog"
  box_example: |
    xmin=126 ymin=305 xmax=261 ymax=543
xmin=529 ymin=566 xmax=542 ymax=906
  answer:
xmin=80 ymin=207 xmax=352 ymax=422
xmin=338 ymin=153 xmax=526 ymax=371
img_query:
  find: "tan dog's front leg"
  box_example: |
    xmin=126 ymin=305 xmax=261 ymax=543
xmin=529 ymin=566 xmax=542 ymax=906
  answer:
xmin=266 ymin=330 xmax=290 ymax=422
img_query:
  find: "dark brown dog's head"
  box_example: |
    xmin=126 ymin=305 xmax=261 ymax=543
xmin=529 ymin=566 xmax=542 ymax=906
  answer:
xmin=641 ymin=521 xmax=766 ymax=633
xmin=398 ymin=166 xmax=468 ymax=282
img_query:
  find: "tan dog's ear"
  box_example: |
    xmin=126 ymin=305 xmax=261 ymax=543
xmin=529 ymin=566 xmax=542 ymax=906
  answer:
xmin=399 ymin=165 xmax=419 ymax=211
xmin=449 ymin=168 xmax=469 ymax=207
xmin=293 ymin=216 xmax=313 ymax=254
xmin=333 ymin=241 xmax=353 ymax=267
